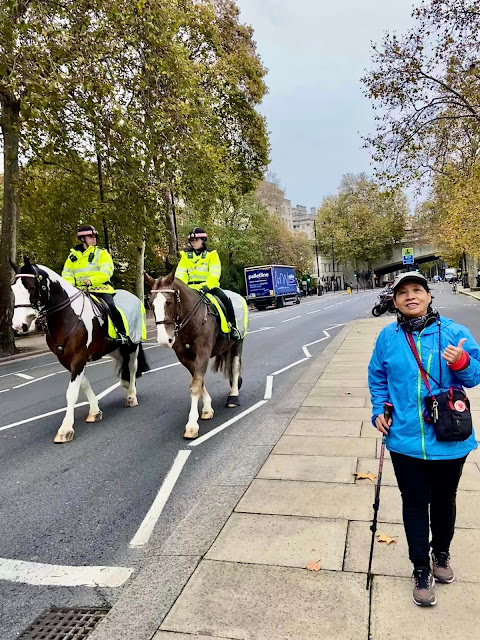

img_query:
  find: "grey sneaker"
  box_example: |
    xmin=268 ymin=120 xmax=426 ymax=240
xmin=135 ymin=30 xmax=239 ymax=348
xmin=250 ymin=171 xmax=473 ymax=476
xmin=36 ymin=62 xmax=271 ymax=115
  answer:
xmin=412 ymin=567 xmax=437 ymax=606
xmin=432 ymin=552 xmax=455 ymax=583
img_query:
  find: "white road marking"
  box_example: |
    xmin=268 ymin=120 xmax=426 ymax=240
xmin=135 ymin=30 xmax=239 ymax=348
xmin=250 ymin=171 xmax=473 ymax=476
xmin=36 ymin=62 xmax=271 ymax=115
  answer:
xmin=130 ymin=450 xmax=191 ymax=547
xmin=13 ymin=373 xmax=34 ymax=380
xmin=13 ymin=371 xmax=64 ymax=389
xmin=189 ymin=400 xmax=268 ymax=447
xmin=271 ymin=358 xmax=309 ymax=375
xmin=324 ymin=305 xmax=334 ymax=309
xmin=248 ymin=327 xmax=275 ymax=334
xmin=281 ymin=315 xmax=301 ymax=323
xmin=307 ymin=309 xmax=323 ymax=315
xmin=0 ymin=557 xmax=133 ymax=588
xmin=146 ymin=362 xmax=181 ymax=374
xmin=0 ymin=389 xmax=10 ymax=394
xmin=0 ymin=402 xmax=89 ymax=433
xmin=264 ymin=375 xmax=273 ymax=399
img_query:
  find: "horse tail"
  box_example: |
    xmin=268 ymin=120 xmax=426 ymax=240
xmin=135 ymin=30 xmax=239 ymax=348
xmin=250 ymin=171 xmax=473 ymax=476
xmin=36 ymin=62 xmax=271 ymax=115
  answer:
xmin=212 ymin=342 xmax=242 ymax=381
xmin=119 ymin=343 xmax=150 ymax=382
xmin=136 ymin=343 xmax=150 ymax=377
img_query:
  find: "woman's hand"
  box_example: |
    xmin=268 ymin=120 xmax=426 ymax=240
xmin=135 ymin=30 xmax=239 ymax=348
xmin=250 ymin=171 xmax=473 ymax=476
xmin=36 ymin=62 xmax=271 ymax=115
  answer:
xmin=442 ymin=338 xmax=467 ymax=364
xmin=375 ymin=413 xmax=391 ymax=435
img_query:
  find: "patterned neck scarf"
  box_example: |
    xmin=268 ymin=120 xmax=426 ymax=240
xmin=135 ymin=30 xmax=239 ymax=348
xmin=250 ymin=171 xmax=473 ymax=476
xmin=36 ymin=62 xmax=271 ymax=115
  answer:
xmin=396 ymin=305 xmax=440 ymax=333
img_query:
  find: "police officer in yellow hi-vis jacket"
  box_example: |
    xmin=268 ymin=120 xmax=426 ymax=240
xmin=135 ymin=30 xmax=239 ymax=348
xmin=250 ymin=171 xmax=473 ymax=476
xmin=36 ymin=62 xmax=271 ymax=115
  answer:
xmin=62 ymin=225 xmax=127 ymax=343
xmin=175 ymin=227 xmax=240 ymax=339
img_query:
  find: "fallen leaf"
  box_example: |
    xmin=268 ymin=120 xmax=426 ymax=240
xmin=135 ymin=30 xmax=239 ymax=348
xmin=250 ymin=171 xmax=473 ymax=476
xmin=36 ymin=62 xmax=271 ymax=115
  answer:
xmin=306 ymin=561 xmax=321 ymax=571
xmin=353 ymin=472 xmax=378 ymax=483
xmin=377 ymin=533 xmax=397 ymax=545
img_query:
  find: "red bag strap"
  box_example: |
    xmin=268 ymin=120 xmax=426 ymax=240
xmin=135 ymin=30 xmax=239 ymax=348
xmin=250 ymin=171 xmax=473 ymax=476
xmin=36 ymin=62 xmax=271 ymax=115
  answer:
xmin=406 ymin=332 xmax=433 ymax=393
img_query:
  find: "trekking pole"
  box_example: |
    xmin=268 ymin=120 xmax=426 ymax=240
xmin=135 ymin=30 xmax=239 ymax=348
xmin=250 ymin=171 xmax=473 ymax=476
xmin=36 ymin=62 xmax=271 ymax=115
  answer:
xmin=366 ymin=402 xmax=392 ymax=590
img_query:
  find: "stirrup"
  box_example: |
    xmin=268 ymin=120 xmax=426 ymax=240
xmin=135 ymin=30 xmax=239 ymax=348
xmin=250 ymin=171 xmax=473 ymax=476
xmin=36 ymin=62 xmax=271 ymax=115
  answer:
xmin=116 ymin=333 xmax=129 ymax=344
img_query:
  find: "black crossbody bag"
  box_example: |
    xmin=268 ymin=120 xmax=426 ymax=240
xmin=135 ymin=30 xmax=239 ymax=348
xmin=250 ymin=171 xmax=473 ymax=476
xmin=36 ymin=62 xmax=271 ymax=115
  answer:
xmin=405 ymin=327 xmax=472 ymax=442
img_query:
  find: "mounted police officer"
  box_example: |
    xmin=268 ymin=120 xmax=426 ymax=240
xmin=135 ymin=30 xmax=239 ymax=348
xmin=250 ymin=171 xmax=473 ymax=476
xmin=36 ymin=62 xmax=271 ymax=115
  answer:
xmin=62 ymin=225 xmax=128 ymax=343
xmin=175 ymin=227 xmax=240 ymax=340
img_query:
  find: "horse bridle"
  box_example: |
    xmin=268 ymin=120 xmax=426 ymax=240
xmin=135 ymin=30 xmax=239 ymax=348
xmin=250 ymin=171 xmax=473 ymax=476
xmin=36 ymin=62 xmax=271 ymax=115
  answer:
xmin=151 ymin=288 xmax=207 ymax=335
xmin=13 ymin=272 xmax=83 ymax=318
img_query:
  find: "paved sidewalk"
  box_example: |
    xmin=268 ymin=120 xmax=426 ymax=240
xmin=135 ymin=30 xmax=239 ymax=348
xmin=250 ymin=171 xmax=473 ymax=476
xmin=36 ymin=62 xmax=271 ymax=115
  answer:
xmin=150 ymin=318 xmax=480 ymax=640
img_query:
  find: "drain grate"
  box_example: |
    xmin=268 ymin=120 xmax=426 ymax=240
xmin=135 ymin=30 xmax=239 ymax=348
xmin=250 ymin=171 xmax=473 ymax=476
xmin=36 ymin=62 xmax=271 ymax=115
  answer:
xmin=17 ymin=607 xmax=111 ymax=640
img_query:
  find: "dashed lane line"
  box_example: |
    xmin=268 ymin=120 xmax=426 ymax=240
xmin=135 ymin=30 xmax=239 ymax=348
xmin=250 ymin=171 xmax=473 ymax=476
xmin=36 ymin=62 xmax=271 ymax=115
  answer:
xmin=281 ymin=315 xmax=301 ymax=323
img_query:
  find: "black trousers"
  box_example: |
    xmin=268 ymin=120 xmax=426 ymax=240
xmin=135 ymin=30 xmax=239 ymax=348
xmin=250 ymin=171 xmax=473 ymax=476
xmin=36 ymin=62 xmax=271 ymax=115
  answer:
xmin=390 ymin=451 xmax=466 ymax=568
xmin=209 ymin=287 xmax=236 ymax=327
xmin=95 ymin=293 xmax=126 ymax=335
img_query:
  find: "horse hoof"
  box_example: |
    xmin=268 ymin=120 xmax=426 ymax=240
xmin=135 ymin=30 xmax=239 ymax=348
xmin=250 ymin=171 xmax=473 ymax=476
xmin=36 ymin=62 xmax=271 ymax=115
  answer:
xmin=54 ymin=430 xmax=74 ymax=443
xmin=226 ymin=395 xmax=240 ymax=408
xmin=86 ymin=410 xmax=103 ymax=423
xmin=183 ymin=425 xmax=199 ymax=439
xmin=201 ymin=409 xmax=214 ymax=420
xmin=124 ymin=397 xmax=138 ymax=407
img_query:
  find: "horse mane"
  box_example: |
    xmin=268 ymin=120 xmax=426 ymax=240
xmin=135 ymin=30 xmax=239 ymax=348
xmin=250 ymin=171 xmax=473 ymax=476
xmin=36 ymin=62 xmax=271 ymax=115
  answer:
xmin=37 ymin=264 xmax=80 ymax=296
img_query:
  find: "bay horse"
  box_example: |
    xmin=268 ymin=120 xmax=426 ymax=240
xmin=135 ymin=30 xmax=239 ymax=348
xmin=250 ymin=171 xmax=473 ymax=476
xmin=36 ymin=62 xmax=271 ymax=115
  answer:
xmin=145 ymin=271 xmax=244 ymax=439
xmin=10 ymin=257 xmax=149 ymax=443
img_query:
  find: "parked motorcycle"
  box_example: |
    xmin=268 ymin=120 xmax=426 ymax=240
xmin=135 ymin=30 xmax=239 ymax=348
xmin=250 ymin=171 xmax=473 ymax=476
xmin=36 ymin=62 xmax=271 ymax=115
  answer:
xmin=372 ymin=288 xmax=396 ymax=317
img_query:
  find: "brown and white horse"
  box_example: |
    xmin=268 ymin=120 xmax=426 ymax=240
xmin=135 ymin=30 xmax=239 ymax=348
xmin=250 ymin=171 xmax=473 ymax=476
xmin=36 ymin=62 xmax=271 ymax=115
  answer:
xmin=11 ymin=258 xmax=149 ymax=443
xmin=145 ymin=271 xmax=244 ymax=439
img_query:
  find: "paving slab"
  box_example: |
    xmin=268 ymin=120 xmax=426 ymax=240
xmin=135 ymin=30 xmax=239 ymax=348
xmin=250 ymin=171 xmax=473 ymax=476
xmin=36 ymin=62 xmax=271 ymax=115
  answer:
xmin=295 ymin=406 xmax=372 ymax=421
xmin=257 ymin=454 xmax=357 ymax=483
xmin=153 ymin=634 xmax=229 ymax=640
xmin=302 ymin=396 xmax=366 ymax=407
xmin=344 ymin=521 xmax=480 ymax=582
xmin=236 ymin=479 xmax=374 ymax=520
xmin=273 ymin=435 xmax=376 ymax=457
xmin=285 ymin=419 xmax=362 ymax=437
xmin=371 ymin=575 xmax=480 ymax=640
xmin=206 ymin=512 xmax=348 ymax=570
xmin=314 ymin=378 xmax=369 ymax=388
xmin=161 ymin=561 xmax=369 ymax=640
xmin=360 ymin=421 xmax=381 ymax=438
xmin=307 ymin=386 xmax=370 ymax=397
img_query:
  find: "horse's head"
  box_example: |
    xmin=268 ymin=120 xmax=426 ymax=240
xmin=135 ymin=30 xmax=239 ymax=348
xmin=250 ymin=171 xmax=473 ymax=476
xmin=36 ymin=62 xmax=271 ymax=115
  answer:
xmin=10 ymin=257 xmax=49 ymax=333
xmin=145 ymin=271 xmax=178 ymax=347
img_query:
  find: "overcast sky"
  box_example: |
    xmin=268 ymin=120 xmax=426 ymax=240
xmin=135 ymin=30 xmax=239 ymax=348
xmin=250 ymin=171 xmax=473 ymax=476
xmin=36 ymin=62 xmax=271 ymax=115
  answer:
xmin=236 ymin=0 xmax=417 ymax=209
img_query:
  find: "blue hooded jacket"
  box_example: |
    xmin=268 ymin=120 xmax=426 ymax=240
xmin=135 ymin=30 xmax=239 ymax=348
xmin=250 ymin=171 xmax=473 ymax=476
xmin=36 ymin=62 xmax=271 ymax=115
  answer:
xmin=368 ymin=317 xmax=480 ymax=460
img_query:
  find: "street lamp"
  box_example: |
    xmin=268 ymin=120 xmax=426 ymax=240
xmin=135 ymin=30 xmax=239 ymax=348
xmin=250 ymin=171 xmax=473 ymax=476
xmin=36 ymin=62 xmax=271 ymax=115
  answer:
xmin=313 ymin=221 xmax=321 ymax=294
xmin=330 ymin=235 xmax=335 ymax=290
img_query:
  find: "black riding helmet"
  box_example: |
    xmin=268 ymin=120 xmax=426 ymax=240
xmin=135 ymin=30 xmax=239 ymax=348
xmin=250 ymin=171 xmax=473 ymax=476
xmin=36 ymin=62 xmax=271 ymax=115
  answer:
xmin=188 ymin=227 xmax=208 ymax=253
xmin=77 ymin=224 xmax=98 ymax=241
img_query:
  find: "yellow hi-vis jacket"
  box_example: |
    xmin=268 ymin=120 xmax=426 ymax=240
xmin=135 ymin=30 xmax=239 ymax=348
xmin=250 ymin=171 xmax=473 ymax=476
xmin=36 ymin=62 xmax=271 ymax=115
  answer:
xmin=175 ymin=249 xmax=221 ymax=290
xmin=62 ymin=245 xmax=115 ymax=293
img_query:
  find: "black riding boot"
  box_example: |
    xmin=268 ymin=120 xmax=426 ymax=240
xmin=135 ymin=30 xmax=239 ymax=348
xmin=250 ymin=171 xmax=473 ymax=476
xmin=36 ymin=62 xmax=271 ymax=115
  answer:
xmin=96 ymin=293 xmax=128 ymax=344
xmin=209 ymin=287 xmax=241 ymax=340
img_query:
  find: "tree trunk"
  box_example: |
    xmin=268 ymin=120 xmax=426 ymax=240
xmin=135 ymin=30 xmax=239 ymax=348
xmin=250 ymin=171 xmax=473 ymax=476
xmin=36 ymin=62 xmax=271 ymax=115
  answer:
xmin=135 ymin=232 xmax=146 ymax=301
xmin=163 ymin=187 xmax=179 ymax=272
xmin=0 ymin=95 xmax=21 ymax=355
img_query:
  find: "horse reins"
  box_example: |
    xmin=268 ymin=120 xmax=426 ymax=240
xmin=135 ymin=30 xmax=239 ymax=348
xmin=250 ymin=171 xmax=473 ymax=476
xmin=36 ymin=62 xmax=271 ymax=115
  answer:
xmin=151 ymin=288 xmax=207 ymax=335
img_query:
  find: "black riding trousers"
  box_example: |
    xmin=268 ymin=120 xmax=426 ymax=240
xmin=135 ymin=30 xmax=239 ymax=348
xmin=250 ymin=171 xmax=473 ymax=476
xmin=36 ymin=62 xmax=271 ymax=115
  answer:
xmin=95 ymin=292 xmax=126 ymax=335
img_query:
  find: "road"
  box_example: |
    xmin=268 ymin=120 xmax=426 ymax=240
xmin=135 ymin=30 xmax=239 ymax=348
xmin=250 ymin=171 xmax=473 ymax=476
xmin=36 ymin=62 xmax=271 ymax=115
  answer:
xmin=1 ymin=283 xmax=479 ymax=638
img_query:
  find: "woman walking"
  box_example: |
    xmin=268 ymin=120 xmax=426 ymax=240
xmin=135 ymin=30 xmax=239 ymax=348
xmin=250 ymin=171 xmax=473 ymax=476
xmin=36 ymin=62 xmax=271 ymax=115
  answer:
xmin=368 ymin=271 xmax=480 ymax=606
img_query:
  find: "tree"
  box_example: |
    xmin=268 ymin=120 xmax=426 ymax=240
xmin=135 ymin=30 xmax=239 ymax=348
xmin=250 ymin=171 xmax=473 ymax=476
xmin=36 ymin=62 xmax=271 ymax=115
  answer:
xmin=362 ymin=0 xmax=480 ymax=187
xmin=316 ymin=174 xmax=408 ymax=277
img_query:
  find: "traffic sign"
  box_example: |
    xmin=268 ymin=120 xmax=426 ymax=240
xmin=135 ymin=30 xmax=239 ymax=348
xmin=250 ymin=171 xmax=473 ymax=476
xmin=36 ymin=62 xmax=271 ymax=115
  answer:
xmin=402 ymin=248 xmax=414 ymax=265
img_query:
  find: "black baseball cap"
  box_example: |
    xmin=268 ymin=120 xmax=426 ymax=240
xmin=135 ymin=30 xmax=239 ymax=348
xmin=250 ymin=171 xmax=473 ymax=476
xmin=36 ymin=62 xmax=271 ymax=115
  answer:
xmin=392 ymin=272 xmax=429 ymax=296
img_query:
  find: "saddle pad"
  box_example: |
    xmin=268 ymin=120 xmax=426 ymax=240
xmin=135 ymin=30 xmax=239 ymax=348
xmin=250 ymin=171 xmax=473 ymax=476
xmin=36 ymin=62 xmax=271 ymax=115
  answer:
xmin=205 ymin=290 xmax=249 ymax=338
xmin=99 ymin=290 xmax=147 ymax=343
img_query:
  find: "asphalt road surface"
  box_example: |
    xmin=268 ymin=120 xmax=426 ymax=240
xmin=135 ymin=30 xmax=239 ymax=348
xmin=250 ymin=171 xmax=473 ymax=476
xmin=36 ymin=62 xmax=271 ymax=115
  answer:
xmin=1 ymin=283 xmax=479 ymax=639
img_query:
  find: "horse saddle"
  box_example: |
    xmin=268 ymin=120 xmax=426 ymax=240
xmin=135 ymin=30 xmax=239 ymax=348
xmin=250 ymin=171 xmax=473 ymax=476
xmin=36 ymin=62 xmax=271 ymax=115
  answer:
xmin=202 ymin=290 xmax=248 ymax=339
xmin=90 ymin=291 xmax=147 ymax=343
